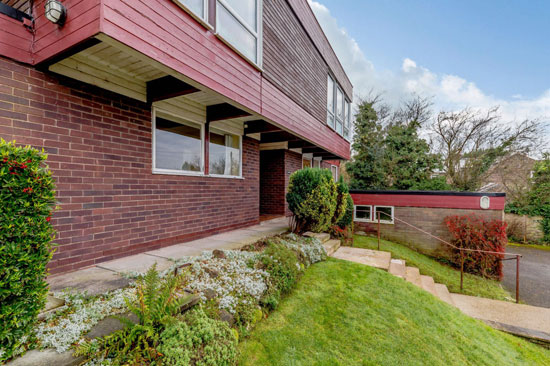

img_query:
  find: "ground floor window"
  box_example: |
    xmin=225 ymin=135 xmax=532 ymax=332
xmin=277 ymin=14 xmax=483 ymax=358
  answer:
xmin=354 ymin=205 xmax=395 ymax=224
xmin=302 ymin=158 xmax=311 ymax=169
xmin=314 ymin=159 xmax=321 ymax=168
xmin=209 ymin=128 xmax=241 ymax=177
xmin=153 ymin=111 xmax=204 ymax=174
xmin=354 ymin=205 xmax=372 ymax=222
xmin=374 ymin=206 xmax=394 ymax=224
xmin=331 ymin=165 xmax=338 ymax=180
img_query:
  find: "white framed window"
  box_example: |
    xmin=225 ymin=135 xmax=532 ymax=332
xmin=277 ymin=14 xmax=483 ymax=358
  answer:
xmin=344 ymin=101 xmax=351 ymax=140
xmin=216 ymin=0 xmax=262 ymax=66
xmin=327 ymin=75 xmax=335 ymax=128
xmin=209 ymin=127 xmax=242 ymax=177
xmin=153 ymin=108 xmax=204 ymax=176
xmin=314 ymin=158 xmax=321 ymax=169
xmin=176 ymin=0 xmax=209 ymax=24
xmin=374 ymin=205 xmax=394 ymax=224
xmin=330 ymin=165 xmax=338 ymax=181
xmin=354 ymin=205 xmax=372 ymax=222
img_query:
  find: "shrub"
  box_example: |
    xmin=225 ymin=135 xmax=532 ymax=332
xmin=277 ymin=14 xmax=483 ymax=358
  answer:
xmin=286 ymin=168 xmax=338 ymax=232
xmin=444 ymin=214 xmax=507 ymax=280
xmin=259 ymin=243 xmax=301 ymax=310
xmin=159 ymin=308 xmax=238 ymax=366
xmin=337 ymin=194 xmax=354 ymax=229
xmin=0 ymin=140 xmax=56 ymax=361
xmin=332 ymin=177 xmax=350 ymax=227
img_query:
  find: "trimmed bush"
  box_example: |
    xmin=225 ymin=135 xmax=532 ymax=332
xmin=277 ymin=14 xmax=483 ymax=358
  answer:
xmin=0 ymin=140 xmax=56 ymax=361
xmin=337 ymin=192 xmax=354 ymax=229
xmin=444 ymin=214 xmax=507 ymax=280
xmin=286 ymin=168 xmax=338 ymax=233
xmin=332 ymin=178 xmax=349 ymax=227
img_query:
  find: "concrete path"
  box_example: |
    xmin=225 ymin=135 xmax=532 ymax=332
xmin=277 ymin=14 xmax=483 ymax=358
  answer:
xmin=502 ymin=245 xmax=550 ymax=308
xmin=48 ymin=217 xmax=288 ymax=294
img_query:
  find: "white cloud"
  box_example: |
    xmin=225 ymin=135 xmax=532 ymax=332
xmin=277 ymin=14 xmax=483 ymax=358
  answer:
xmin=309 ymin=1 xmax=550 ymax=128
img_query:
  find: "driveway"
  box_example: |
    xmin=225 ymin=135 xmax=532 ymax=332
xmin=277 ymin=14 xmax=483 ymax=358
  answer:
xmin=502 ymin=246 xmax=550 ymax=308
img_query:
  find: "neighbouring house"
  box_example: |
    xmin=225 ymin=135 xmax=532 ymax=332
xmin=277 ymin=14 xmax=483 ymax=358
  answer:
xmin=479 ymin=153 xmax=537 ymax=202
xmin=351 ymin=190 xmax=506 ymax=257
xmin=0 ymin=0 xmax=351 ymax=274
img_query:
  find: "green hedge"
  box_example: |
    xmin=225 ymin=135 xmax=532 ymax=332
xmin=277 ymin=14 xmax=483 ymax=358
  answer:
xmin=0 ymin=140 xmax=56 ymax=361
xmin=286 ymin=168 xmax=338 ymax=233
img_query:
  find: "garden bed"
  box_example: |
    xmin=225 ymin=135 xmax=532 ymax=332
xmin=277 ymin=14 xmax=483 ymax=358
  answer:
xmin=4 ymin=234 xmax=327 ymax=365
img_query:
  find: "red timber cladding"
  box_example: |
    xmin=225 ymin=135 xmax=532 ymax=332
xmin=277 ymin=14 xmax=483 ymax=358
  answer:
xmin=100 ymin=0 xmax=350 ymax=159
xmin=263 ymin=0 xmax=328 ymax=123
xmin=287 ymin=0 xmax=352 ymax=99
xmin=0 ymin=56 xmax=259 ymax=274
xmin=29 ymin=0 xmax=101 ymax=64
xmin=0 ymin=13 xmax=33 ymax=64
xmin=350 ymin=193 xmax=506 ymax=211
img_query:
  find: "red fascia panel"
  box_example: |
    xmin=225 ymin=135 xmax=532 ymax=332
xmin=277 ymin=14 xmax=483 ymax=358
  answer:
xmin=351 ymin=193 xmax=506 ymax=211
xmin=0 ymin=13 xmax=33 ymax=64
xmin=31 ymin=0 xmax=101 ymax=64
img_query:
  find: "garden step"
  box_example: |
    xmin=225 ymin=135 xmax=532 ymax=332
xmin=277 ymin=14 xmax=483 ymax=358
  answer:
xmin=303 ymin=232 xmax=331 ymax=243
xmin=331 ymin=247 xmax=391 ymax=270
xmin=420 ymin=275 xmax=438 ymax=297
xmin=434 ymin=283 xmax=455 ymax=306
xmin=388 ymin=259 xmax=406 ymax=279
xmin=405 ymin=266 xmax=422 ymax=287
xmin=38 ymin=294 xmax=66 ymax=320
xmin=323 ymin=239 xmax=341 ymax=256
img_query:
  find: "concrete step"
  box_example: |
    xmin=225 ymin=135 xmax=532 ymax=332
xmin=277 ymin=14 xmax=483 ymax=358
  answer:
xmin=332 ymin=247 xmax=392 ymax=270
xmin=38 ymin=294 xmax=66 ymax=320
xmin=434 ymin=283 xmax=455 ymax=306
xmin=405 ymin=266 xmax=422 ymax=288
xmin=388 ymin=259 xmax=406 ymax=279
xmin=303 ymin=232 xmax=331 ymax=243
xmin=420 ymin=275 xmax=438 ymax=297
xmin=323 ymin=239 xmax=341 ymax=256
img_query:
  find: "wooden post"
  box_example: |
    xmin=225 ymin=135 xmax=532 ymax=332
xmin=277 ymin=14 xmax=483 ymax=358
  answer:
xmin=516 ymin=255 xmax=520 ymax=304
xmin=460 ymin=250 xmax=464 ymax=291
xmin=377 ymin=211 xmax=381 ymax=251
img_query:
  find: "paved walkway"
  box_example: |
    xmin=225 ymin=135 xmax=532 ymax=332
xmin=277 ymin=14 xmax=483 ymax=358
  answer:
xmin=47 ymin=217 xmax=288 ymax=295
xmin=502 ymin=245 xmax=550 ymax=308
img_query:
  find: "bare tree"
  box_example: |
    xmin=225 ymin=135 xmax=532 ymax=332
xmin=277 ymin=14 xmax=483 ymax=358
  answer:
xmin=429 ymin=106 xmax=544 ymax=191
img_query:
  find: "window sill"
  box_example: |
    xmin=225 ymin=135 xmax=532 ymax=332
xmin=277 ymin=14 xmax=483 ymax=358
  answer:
xmin=214 ymin=32 xmax=263 ymax=72
xmin=354 ymin=219 xmax=394 ymax=225
xmin=152 ymin=169 xmax=244 ymax=180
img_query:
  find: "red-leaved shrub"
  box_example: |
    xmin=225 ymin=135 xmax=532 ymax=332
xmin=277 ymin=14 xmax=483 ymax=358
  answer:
xmin=444 ymin=214 xmax=507 ymax=280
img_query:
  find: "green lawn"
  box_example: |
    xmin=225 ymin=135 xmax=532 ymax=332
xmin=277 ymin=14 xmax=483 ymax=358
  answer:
xmin=239 ymin=259 xmax=550 ymax=366
xmin=353 ymin=235 xmax=513 ymax=301
xmin=509 ymin=242 xmax=550 ymax=251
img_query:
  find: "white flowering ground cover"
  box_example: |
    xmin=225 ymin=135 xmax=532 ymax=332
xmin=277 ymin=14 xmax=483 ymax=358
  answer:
xmin=8 ymin=234 xmax=326 ymax=362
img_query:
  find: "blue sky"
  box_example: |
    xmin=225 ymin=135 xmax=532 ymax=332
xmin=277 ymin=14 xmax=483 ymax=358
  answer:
xmin=310 ymin=0 xmax=550 ymax=125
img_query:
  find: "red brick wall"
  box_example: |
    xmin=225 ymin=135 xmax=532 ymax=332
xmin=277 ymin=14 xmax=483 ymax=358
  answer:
xmin=259 ymin=149 xmax=303 ymax=217
xmin=260 ymin=150 xmax=285 ymax=215
xmin=355 ymin=206 xmax=504 ymax=257
xmin=0 ymin=57 xmax=259 ymax=274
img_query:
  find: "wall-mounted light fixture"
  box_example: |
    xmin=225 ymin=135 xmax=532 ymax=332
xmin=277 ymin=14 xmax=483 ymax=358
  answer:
xmin=44 ymin=0 xmax=66 ymax=26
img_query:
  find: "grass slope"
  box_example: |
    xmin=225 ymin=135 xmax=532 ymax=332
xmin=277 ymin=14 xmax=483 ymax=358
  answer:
xmin=239 ymin=259 xmax=550 ymax=366
xmin=353 ymin=235 xmax=512 ymax=301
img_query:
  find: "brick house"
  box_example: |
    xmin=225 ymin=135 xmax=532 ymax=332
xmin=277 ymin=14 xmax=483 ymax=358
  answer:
xmin=0 ymin=0 xmax=352 ymax=274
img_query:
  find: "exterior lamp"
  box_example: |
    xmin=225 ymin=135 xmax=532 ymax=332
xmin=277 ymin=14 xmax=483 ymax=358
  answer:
xmin=44 ymin=0 xmax=67 ymax=26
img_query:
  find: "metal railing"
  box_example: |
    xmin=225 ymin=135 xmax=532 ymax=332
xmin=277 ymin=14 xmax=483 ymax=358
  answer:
xmin=375 ymin=212 xmax=522 ymax=303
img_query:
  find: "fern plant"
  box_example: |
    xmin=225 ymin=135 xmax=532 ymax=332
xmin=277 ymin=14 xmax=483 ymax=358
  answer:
xmin=75 ymin=264 xmax=192 ymax=365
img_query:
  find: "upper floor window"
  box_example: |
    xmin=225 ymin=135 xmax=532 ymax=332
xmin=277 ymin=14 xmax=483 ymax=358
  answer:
xmin=327 ymin=74 xmax=351 ymax=140
xmin=176 ymin=0 xmax=208 ymax=22
xmin=216 ymin=0 xmax=262 ymax=65
xmin=327 ymin=75 xmax=335 ymax=128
